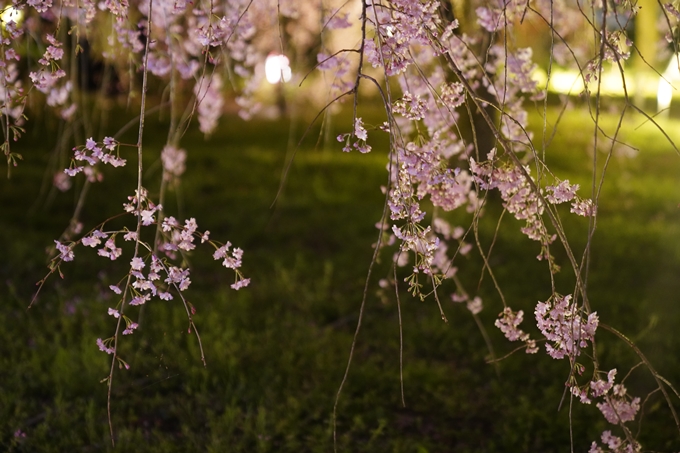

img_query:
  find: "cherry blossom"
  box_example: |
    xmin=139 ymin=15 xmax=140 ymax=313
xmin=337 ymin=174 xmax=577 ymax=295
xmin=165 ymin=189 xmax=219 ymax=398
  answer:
xmin=495 ymin=307 xmax=538 ymax=354
xmin=161 ymin=145 xmax=187 ymax=181
xmin=54 ymin=240 xmax=74 ymax=262
xmin=535 ymin=294 xmax=598 ymax=360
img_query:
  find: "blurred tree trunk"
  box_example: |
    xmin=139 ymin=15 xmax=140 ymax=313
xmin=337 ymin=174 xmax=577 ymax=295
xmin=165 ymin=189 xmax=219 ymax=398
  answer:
xmin=634 ymin=0 xmax=659 ymax=107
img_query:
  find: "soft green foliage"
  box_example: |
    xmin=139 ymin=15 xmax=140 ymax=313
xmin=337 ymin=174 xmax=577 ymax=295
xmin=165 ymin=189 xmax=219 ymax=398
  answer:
xmin=2 ymin=106 xmax=680 ymax=451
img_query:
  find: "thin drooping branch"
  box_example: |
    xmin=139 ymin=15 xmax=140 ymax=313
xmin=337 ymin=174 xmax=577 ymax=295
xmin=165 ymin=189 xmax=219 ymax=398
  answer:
xmin=442 ymin=52 xmax=590 ymax=313
xmin=394 ymin=260 xmax=405 ymax=407
xmin=106 ymin=0 xmax=154 ymax=444
xmin=601 ymin=323 xmax=680 ymax=435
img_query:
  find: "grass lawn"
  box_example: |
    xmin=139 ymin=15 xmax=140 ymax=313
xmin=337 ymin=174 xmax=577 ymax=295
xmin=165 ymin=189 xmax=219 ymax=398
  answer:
xmin=1 ymin=98 xmax=680 ymax=452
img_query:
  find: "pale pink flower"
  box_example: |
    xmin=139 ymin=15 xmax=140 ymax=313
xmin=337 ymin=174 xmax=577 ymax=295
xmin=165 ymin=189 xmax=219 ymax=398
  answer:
xmin=231 ymin=278 xmax=250 ymax=290
xmin=39 ymin=45 xmax=64 ymax=65
xmin=165 ymin=266 xmax=191 ymax=290
xmin=123 ymin=322 xmax=139 ymax=335
xmin=133 ymin=279 xmax=157 ymax=296
xmin=213 ymin=242 xmax=232 ymax=260
xmin=162 ymin=216 xmax=180 ymax=232
xmin=535 ymin=294 xmax=598 ymax=360
xmin=124 ymin=231 xmax=138 ymax=241
xmin=588 ymin=442 xmax=604 ymax=453
xmin=601 ymin=431 xmax=622 ymax=450
xmin=64 ymin=166 xmax=84 ymax=177
xmin=98 ymin=238 xmax=122 ymax=260
xmin=466 ymin=296 xmax=483 ymax=315
xmin=141 ymin=209 xmax=156 ymax=226
xmin=74 ymin=149 xmax=98 ymax=166
xmin=184 ymin=218 xmax=198 ymax=234
xmin=54 ymin=240 xmax=74 ymax=262
xmin=393 ymin=92 xmax=428 ymax=121
xmin=53 ymin=172 xmax=72 ymax=191
xmin=354 ymin=117 xmax=368 ymax=141
xmin=194 ymin=73 xmax=224 ymax=136
xmin=161 ymin=145 xmax=187 ymax=180
xmin=571 ymin=199 xmax=596 ymax=217
xmin=130 ymin=257 xmax=145 ymax=271
xmin=476 ymin=6 xmax=503 ymax=32
xmin=103 ymin=137 xmax=117 ymax=150
xmin=451 ymin=292 xmax=468 ymax=303
xmin=107 ymin=156 xmax=126 ymax=168
xmin=432 ymin=218 xmax=452 ymax=239
xmin=570 ymin=385 xmax=591 ymax=404
xmin=82 ymin=236 xmax=101 ymax=248
xmin=495 ymin=307 xmax=529 ymax=342
xmin=597 ymin=397 xmax=641 ymax=424
xmin=591 ymin=369 xmax=617 ymax=397
xmin=363 ymin=39 xmax=381 ymax=69
xmin=129 ymin=294 xmax=151 ymax=306
xmin=495 ymin=306 xmax=538 ymax=354
xmin=440 ymin=82 xmax=466 ymax=109
xmin=96 ymin=338 xmax=114 ymax=354
xmin=546 ymin=180 xmax=579 ymax=204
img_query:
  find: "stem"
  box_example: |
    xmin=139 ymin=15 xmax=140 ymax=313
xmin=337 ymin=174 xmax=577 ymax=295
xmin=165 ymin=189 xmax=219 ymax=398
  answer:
xmin=106 ymin=0 xmax=154 ymax=444
xmin=600 ymin=323 xmax=680 ymax=435
xmin=394 ymin=261 xmax=405 ymax=407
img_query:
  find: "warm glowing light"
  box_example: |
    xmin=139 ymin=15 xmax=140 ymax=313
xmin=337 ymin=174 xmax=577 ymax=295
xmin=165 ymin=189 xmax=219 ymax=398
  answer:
xmin=658 ymin=55 xmax=680 ymax=114
xmin=547 ymin=69 xmax=586 ymax=95
xmin=1 ymin=6 xmax=23 ymax=25
xmin=537 ymin=64 xmax=654 ymax=99
xmin=532 ymin=67 xmax=587 ymax=96
xmin=265 ymin=54 xmax=292 ymax=84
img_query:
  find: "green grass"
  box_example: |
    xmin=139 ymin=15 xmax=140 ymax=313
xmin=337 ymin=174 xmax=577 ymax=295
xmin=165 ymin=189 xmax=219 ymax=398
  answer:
xmin=2 ymin=101 xmax=680 ymax=451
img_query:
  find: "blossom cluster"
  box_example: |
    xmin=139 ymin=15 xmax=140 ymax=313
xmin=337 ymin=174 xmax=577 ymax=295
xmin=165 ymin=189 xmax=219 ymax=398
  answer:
xmin=475 ymin=0 xmax=529 ymax=33
xmin=484 ymin=45 xmax=545 ymax=142
xmin=65 ymin=137 xmax=124 ymax=181
xmin=470 ymin=156 xmax=555 ymax=250
xmin=316 ymin=50 xmax=352 ymax=96
xmin=494 ymin=307 xmax=538 ymax=354
xmin=364 ymin=0 xmax=441 ymax=76
xmin=0 ymin=0 xmax=296 ymax=157
xmin=586 ymin=369 xmax=642 ymax=452
xmin=29 ymin=33 xmax=74 ymax=119
xmin=44 ymin=184 xmax=249 ymax=368
xmin=535 ymin=294 xmax=598 ymax=360
xmin=439 ymin=30 xmax=482 ymax=90
xmin=589 ymin=430 xmax=640 ymax=453
xmin=431 ymin=217 xmax=471 ymax=269
xmin=337 ymin=117 xmax=371 ymax=153
xmin=350 ymin=1 xmax=604 ymax=306
xmin=0 ymin=20 xmax=26 ymax=133
xmin=194 ymin=74 xmax=225 ymax=136
xmin=452 ymin=293 xmax=483 ymax=315
xmin=494 ymin=293 xmax=640 ymax=444
xmin=471 ymin=155 xmax=596 ymax=253
xmin=583 ymin=369 xmax=640 ymax=425
xmin=122 ymin=187 xmax=160 ymax=225
xmin=161 ymin=145 xmax=187 ymax=183
xmin=316 ymin=6 xmax=353 ymax=97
